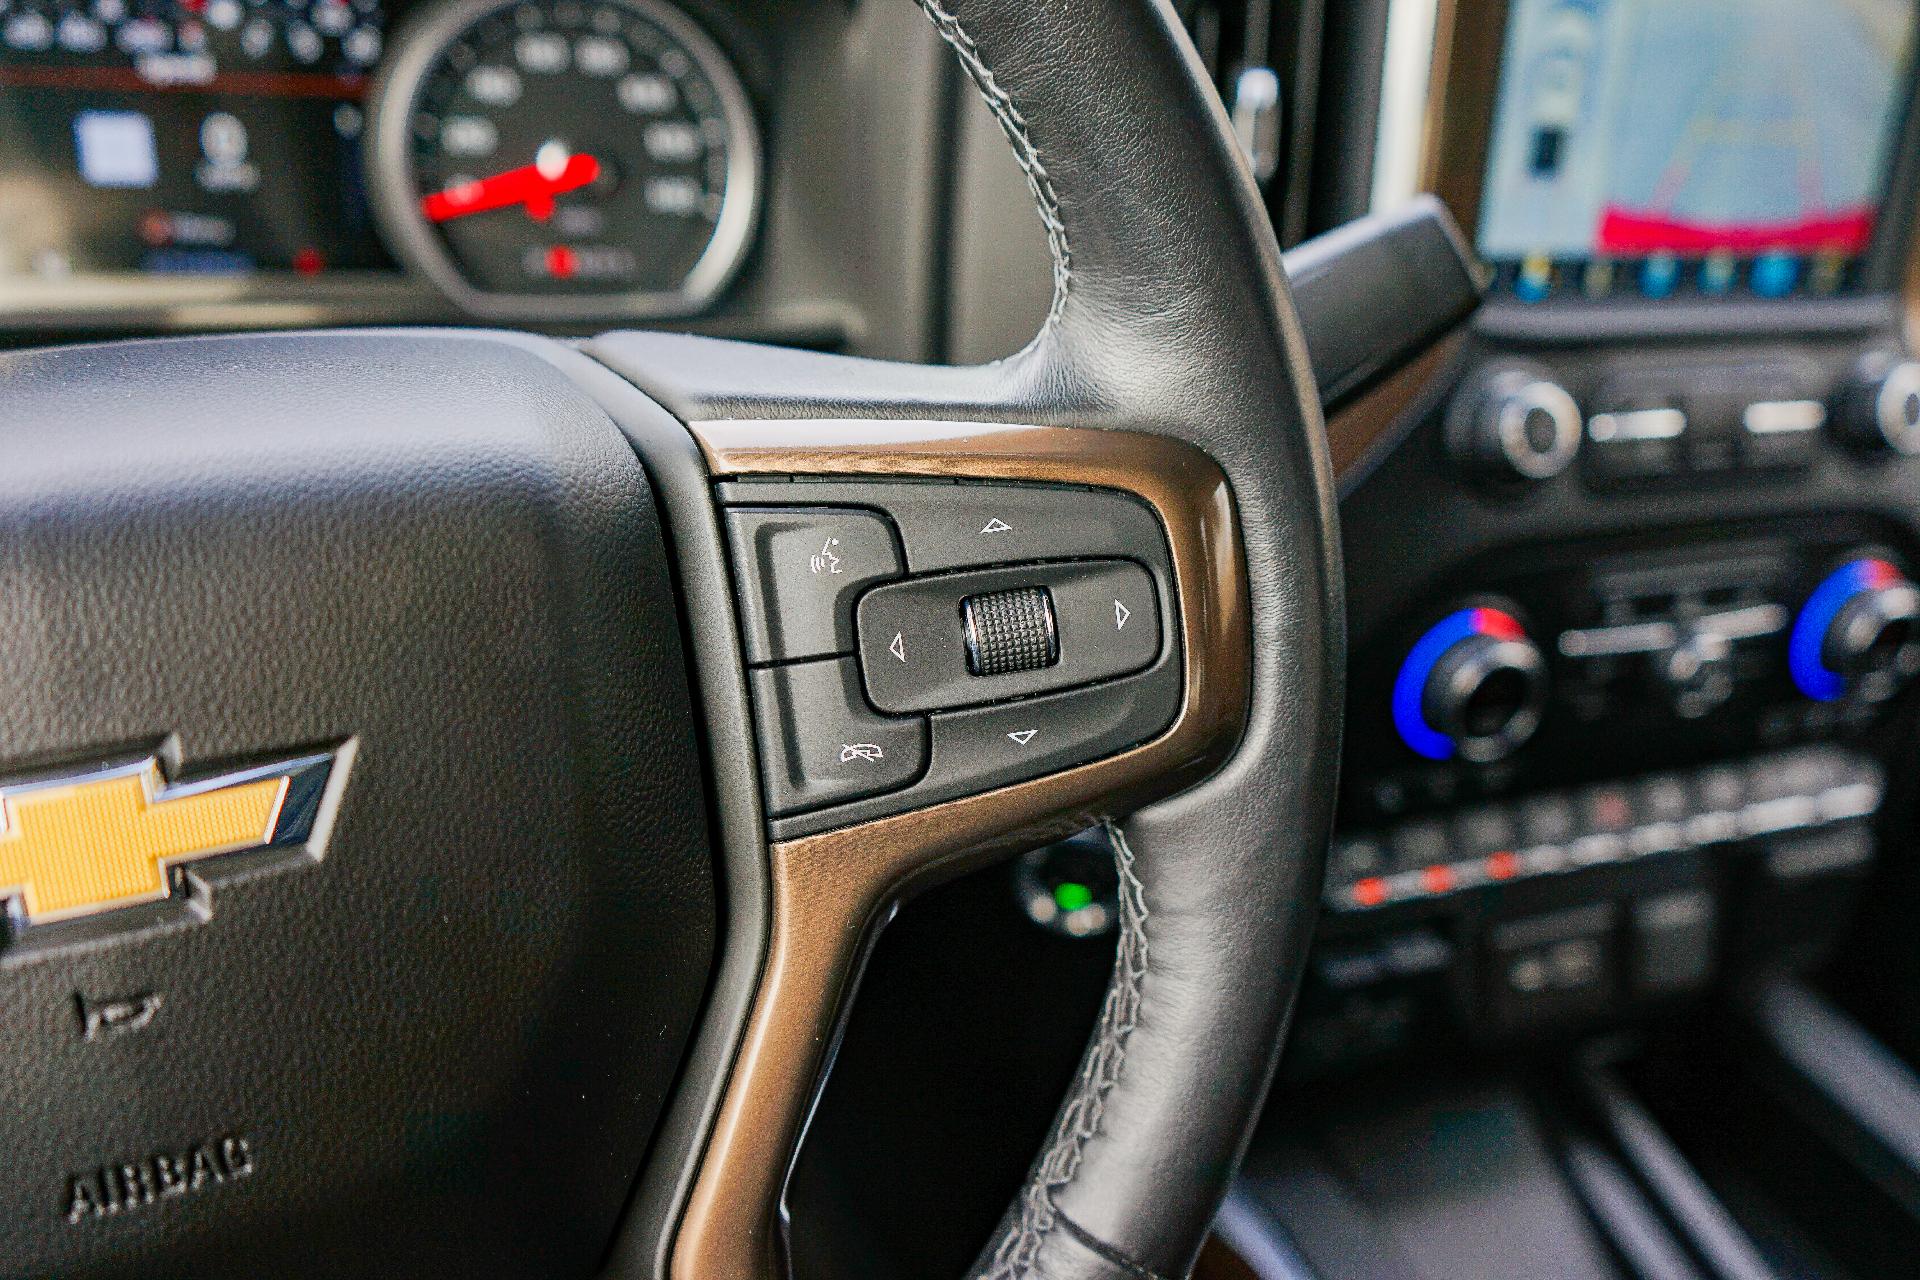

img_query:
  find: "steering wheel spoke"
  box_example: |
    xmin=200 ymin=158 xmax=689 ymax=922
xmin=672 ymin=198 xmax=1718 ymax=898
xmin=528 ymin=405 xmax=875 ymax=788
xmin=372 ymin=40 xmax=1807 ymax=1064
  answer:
xmin=612 ymin=381 xmax=1253 ymax=1279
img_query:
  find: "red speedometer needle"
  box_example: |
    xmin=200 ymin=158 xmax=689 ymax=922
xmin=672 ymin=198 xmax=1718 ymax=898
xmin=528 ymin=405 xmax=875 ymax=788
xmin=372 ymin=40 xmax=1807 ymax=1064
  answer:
xmin=420 ymin=153 xmax=602 ymax=223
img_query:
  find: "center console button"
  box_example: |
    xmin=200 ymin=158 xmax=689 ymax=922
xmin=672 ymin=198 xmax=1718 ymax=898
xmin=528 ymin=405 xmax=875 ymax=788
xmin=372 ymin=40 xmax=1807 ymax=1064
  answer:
xmin=1632 ymin=773 xmax=1692 ymax=825
xmin=1328 ymin=835 xmax=1389 ymax=885
xmin=1387 ymin=819 xmax=1450 ymax=871
xmin=1577 ymin=782 xmax=1636 ymax=833
xmin=1630 ymin=890 xmax=1716 ymax=996
xmin=1693 ymin=763 xmax=1747 ymax=815
xmin=1745 ymin=746 xmax=1847 ymax=802
xmin=1486 ymin=903 xmax=1617 ymax=1030
xmin=747 ymin=658 xmax=926 ymax=816
xmin=1451 ymin=805 xmax=1516 ymax=857
xmin=1515 ymin=791 xmax=1577 ymax=848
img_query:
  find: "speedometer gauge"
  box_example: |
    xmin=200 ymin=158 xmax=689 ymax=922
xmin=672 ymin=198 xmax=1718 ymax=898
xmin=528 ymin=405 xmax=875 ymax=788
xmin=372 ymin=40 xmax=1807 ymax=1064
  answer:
xmin=368 ymin=0 xmax=758 ymax=319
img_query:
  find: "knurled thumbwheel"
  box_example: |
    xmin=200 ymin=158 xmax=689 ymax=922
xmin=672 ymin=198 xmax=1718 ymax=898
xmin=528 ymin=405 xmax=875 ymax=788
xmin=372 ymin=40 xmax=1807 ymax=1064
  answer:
xmin=962 ymin=586 xmax=1060 ymax=676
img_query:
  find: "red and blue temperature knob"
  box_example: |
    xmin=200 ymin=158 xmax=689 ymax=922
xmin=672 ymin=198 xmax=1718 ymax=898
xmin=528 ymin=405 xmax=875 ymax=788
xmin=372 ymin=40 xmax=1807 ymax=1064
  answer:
xmin=1789 ymin=557 xmax=1920 ymax=703
xmin=1393 ymin=606 xmax=1547 ymax=762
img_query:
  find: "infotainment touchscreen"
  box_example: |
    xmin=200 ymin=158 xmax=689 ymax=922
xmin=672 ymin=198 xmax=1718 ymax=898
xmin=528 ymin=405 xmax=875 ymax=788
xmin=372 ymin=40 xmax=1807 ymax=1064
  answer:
xmin=1477 ymin=0 xmax=1918 ymax=303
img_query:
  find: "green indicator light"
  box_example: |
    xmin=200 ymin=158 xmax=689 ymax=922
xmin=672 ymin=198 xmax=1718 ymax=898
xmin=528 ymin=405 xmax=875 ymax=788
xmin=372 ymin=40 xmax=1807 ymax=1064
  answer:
xmin=1053 ymin=882 xmax=1094 ymax=913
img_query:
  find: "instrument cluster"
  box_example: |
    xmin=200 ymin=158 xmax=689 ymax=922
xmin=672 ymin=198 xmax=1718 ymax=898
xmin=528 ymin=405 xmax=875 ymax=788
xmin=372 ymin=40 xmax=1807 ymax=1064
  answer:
xmin=0 ymin=0 xmax=761 ymax=323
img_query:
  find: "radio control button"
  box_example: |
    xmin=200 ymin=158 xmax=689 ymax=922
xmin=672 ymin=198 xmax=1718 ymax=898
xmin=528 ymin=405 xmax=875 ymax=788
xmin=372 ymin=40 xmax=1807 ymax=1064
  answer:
xmin=1586 ymin=404 xmax=1686 ymax=480
xmin=1740 ymin=399 xmax=1825 ymax=468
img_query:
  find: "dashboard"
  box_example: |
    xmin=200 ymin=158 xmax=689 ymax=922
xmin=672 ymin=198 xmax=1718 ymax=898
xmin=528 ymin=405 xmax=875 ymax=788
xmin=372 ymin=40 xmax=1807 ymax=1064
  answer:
xmin=1290 ymin=0 xmax=1920 ymax=1076
xmin=0 ymin=0 xmax=749 ymax=317
xmin=0 ymin=0 xmax=991 ymax=352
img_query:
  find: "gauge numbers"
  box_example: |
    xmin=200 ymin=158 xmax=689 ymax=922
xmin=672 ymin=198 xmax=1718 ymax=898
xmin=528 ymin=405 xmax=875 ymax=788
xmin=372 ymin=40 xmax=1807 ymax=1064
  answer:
xmin=369 ymin=0 xmax=758 ymax=318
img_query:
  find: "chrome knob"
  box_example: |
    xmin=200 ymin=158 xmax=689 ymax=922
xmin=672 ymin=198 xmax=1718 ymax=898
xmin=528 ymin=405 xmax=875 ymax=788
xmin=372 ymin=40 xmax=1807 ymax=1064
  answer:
xmin=1837 ymin=353 xmax=1920 ymax=454
xmin=1447 ymin=365 xmax=1583 ymax=481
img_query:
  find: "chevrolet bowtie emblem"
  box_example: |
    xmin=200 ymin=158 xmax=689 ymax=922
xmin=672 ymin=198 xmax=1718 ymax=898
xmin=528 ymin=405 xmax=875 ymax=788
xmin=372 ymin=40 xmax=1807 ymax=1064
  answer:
xmin=0 ymin=744 xmax=351 ymax=930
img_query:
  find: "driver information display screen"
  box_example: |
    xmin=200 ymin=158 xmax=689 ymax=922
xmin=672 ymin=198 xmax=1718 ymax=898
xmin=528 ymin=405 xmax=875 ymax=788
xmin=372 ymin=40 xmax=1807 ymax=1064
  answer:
xmin=1477 ymin=0 xmax=1918 ymax=303
xmin=0 ymin=0 xmax=394 ymax=282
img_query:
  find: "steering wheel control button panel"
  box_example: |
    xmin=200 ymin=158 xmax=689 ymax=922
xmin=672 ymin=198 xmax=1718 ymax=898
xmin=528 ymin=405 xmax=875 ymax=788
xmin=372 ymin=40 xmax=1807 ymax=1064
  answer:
xmin=718 ymin=478 xmax=1183 ymax=837
xmin=747 ymin=657 xmax=926 ymax=815
xmin=856 ymin=560 xmax=1161 ymax=714
xmin=725 ymin=507 xmax=903 ymax=663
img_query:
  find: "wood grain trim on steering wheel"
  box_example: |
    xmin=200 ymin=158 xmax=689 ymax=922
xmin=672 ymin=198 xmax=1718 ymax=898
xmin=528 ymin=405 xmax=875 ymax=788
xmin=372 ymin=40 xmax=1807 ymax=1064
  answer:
xmin=669 ymin=420 xmax=1251 ymax=1280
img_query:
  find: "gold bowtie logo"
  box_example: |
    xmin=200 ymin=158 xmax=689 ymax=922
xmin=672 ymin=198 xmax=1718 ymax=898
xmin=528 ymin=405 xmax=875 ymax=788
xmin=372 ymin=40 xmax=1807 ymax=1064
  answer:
xmin=0 ymin=747 xmax=349 ymax=930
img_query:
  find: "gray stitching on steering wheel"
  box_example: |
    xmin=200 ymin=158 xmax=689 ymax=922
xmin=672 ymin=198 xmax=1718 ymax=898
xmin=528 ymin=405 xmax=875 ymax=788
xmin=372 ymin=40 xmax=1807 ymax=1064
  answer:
xmin=913 ymin=0 xmax=1072 ymax=330
xmin=912 ymin=7 xmax=1147 ymax=1274
xmin=977 ymin=820 xmax=1149 ymax=1278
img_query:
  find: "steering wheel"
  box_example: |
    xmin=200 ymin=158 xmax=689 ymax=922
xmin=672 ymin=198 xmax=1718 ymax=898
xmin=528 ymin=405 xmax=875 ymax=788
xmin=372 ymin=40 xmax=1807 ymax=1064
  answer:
xmin=0 ymin=1 xmax=1339 ymax=1277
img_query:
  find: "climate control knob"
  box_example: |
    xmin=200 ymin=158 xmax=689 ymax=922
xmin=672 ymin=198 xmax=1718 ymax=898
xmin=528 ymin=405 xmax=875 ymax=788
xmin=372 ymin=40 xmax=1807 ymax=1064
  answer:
xmin=1836 ymin=353 xmax=1920 ymax=454
xmin=1789 ymin=557 xmax=1920 ymax=703
xmin=1394 ymin=607 xmax=1547 ymax=763
xmin=1446 ymin=364 xmax=1583 ymax=481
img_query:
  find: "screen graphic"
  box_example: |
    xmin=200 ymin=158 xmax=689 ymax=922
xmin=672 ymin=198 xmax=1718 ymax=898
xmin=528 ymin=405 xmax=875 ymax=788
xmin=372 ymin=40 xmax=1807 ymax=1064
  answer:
xmin=0 ymin=0 xmax=393 ymax=281
xmin=1477 ymin=0 xmax=1918 ymax=303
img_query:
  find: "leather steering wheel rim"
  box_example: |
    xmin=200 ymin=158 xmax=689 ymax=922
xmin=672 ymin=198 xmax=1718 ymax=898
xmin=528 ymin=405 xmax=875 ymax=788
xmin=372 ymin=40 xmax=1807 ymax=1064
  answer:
xmin=596 ymin=1 xmax=1345 ymax=1275
xmin=931 ymin=3 xmax=1343 ymax=1273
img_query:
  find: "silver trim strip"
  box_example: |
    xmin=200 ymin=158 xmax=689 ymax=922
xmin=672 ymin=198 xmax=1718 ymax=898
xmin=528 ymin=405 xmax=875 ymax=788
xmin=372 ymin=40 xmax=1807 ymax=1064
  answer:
xmin=1743 ymin=400 xmax=1826 ymax=435
xmin=1697 ymin=602 xmax=1790 ymax=641
xmin=1559 ymin=621 xmax=1677 ymax=658
xmin=1588 ymin=408 xmax=1686 ymax=443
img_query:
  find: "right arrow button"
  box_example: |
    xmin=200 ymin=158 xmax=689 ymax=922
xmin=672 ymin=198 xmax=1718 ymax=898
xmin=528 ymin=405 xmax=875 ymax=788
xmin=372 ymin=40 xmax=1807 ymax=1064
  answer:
xmin=1048 ymin=559 xmax=1161 ymax=680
